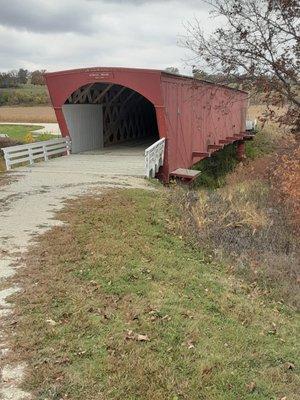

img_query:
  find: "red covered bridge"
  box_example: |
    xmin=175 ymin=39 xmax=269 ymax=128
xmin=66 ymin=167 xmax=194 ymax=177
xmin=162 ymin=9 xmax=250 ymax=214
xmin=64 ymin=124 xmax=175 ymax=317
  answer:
xmin=45 ymin=67 xmax=249 ymax=182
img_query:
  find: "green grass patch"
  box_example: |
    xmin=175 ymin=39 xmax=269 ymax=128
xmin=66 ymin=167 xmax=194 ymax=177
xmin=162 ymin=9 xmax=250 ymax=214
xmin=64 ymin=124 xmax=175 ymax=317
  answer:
xmin=193 ymin=144 xmax=238 ymax=188
xmin=12 ymin=189 xmax=299 ymax=400
xmin=0 ymin=124 xmax=54 ymax=142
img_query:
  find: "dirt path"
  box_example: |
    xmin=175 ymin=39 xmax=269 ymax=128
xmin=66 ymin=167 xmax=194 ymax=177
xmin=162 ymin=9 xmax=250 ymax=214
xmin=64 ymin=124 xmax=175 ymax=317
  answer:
xmin=0 ymin=165 xmax=148 ymax=399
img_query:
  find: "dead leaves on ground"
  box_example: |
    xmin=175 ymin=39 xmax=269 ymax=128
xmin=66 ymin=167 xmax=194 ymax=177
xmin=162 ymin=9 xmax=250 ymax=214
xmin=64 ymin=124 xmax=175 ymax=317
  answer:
xmin=125 ymin=330 xmax=150 ymax=342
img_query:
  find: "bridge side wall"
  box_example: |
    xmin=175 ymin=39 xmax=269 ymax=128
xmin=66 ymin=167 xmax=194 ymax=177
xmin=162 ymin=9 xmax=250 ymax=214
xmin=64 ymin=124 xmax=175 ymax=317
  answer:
xmin=161 ymin=74 xmax=248 ymax=174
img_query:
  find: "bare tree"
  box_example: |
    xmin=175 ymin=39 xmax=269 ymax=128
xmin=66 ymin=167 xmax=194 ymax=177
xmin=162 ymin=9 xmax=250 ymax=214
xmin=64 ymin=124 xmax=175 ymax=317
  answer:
xmin=183 ymin=0 xmax=300 ymax=133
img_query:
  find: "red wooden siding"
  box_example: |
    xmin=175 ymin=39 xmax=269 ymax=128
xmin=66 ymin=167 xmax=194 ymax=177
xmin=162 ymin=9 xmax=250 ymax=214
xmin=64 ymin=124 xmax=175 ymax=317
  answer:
xmin=44 ymin=67 xmax=248 ymax=181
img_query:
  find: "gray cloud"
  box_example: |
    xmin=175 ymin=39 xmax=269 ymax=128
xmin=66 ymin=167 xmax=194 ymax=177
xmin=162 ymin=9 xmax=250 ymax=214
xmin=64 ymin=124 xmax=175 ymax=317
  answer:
xmin=0 ymin=0 xmax=214 ymax=72
xmin=0 ymin=0 xmax=98 ymax=33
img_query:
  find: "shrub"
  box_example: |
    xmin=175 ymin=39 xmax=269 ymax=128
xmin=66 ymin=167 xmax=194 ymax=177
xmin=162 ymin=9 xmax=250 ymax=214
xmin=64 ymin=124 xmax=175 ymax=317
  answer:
xmin=24 ymin=133 xmax=34 ymax=143
xmin=0 ymin=86 xmax=50 ymax=106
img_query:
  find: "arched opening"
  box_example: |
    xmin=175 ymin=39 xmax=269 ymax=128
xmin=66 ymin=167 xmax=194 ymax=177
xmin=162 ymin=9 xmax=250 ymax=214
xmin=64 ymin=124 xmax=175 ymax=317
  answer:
xmin=62 ymin=82 xmax=159 ymax=154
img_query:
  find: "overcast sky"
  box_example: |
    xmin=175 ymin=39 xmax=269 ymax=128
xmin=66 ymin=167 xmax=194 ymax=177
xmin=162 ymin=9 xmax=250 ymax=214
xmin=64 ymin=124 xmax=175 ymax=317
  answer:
xmin=0 ymin=0 xmax=214 ymax=74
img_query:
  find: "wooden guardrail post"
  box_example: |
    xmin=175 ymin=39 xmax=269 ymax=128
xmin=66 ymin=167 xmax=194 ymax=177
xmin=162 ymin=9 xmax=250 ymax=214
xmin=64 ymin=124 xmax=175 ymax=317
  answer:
xmin=43 ymin=144 xmax=48 ymax=161
xmin=3 ymin=150 xmax=11 ymax=170
xmin=28 ymin=146 xmax=34 ymax=165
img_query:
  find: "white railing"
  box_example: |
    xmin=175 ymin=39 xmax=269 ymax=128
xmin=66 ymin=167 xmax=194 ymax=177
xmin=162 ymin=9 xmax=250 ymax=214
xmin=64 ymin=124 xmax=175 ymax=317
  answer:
xmin=246 ymin=119 xmax=257 ymax=131
xmin=145 ymin=138 xmax=165 ymax=178
xmin=1 ymin=137 xmax=71 ymax=171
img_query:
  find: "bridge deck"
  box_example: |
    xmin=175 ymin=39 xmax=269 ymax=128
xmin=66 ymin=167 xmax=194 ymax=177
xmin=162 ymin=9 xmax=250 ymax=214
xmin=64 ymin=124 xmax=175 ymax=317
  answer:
xmin=13 ymin=141 xmax=149 ymax=178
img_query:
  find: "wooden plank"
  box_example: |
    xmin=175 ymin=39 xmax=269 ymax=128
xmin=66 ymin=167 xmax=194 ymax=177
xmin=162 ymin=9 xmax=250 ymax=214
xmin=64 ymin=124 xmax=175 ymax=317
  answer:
xmin=45 ymin=144 xmax=67 ymax=152
xmin=46 ymin=148 xmax=68 ymax=156
xmin=192 ymin=151 xmax=209 ymax=158
xmin=219 ymin=139 xmax=232 ymax=144
xmin=225 ymin=137 xmax=237 ymax=141
xmin=8 ymin=149 xmax=31 ymax=158
xmin=32 ymin=153 xmax=47 ymax=160
xmin=9 ymin=156 xmax=30 ymax=165
xmin=208 ymin=144 xmax=223 ymax=150
xmin=170 ymin=168 xmax=200 ymax=181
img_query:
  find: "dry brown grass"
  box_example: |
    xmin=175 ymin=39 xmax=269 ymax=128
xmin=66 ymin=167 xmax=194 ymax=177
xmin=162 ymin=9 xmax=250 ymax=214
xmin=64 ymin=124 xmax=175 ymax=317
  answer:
xmin=0 ymin=106 xmax=56 ymax=123
xmin=172 ymin=137 xmax=300 ymax=309
xmin=247 ymin=104 xmax=291 ymax=133
xmin=271 ymin=145 xmax=300 ymax=232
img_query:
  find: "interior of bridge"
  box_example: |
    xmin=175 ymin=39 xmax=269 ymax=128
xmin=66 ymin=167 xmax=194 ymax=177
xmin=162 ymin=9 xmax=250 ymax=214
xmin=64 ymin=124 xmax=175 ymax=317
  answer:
xmin=62 ymin=83 xmax=159 ymax=154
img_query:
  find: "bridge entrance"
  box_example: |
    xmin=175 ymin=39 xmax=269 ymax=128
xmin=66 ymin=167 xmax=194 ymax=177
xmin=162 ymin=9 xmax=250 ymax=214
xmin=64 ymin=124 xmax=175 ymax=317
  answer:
xmin=62 ymin=83 xmax=159 ymax=154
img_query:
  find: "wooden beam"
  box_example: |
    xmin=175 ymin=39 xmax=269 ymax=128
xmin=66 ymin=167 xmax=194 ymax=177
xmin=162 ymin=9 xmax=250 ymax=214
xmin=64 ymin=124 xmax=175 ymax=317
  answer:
xmin=170 ymin=168 xmax=201 ymax=182
xmin=208 ymin=144 xmax=223 ymax=150
xmin=192 ymin=151 xmax=209 ymax=158
xmin=72 ymin=88 xmax=82 ymax=103
xmin=121 ymin=91 xmax=138 ymax=107
xmin=226 ymin=136 xmax=237 ymax=141
xmin=92 ymin=84 xmax=114 ymax=104
xmin=104 ymin=91 xmax=140 ymax=139
xmin=219 ymin=139 xmax=232 ymax=144
xmin=234 ymin=133 xmax=245 ymax=139
xmin=74 ymin=83 xmax=94 ymax=104
xmin=106 ymin=86 xmax=127 ymax=107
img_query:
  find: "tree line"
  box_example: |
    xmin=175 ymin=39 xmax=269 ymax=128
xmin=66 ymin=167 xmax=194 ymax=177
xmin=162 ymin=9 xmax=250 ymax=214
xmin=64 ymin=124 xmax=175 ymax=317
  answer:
xmin=0 ymin=69 xmax=46 ymax=88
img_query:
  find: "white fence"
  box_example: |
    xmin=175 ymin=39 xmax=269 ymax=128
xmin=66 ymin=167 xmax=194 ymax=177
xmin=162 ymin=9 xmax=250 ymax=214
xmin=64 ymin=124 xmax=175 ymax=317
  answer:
xmin=246 ymin=119 xmax=257 ymax=131
xmin=145 ymin=138 xmax=165 ymax=178
xmin=1 ymin=137 xmax=71 ymax=171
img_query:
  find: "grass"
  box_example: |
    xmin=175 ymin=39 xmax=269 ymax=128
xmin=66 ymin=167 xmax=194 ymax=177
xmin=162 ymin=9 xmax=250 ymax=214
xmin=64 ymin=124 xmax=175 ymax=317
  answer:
xmin=9 ymin=189 xmax=299 ymax=400
xmin=0 ymin=106 xmax=56 ymax=123
xmin=193 ymin=144 xmax=239 ymax=188
xmin=0 ymin=124 xmax=55 ymax=142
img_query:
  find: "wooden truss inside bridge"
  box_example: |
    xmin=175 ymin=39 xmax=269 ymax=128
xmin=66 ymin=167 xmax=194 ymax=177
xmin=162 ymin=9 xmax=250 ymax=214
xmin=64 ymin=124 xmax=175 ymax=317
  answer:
xmin=65 ymin=83 xmax=159 ymax=147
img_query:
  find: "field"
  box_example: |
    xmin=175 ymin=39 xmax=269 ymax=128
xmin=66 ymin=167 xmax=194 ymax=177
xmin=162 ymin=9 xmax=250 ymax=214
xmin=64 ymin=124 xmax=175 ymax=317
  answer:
xmin=0 ymin=106 xmax=56 ymax=123
xmin=0 ymin=84 xmax=50 ymax=106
